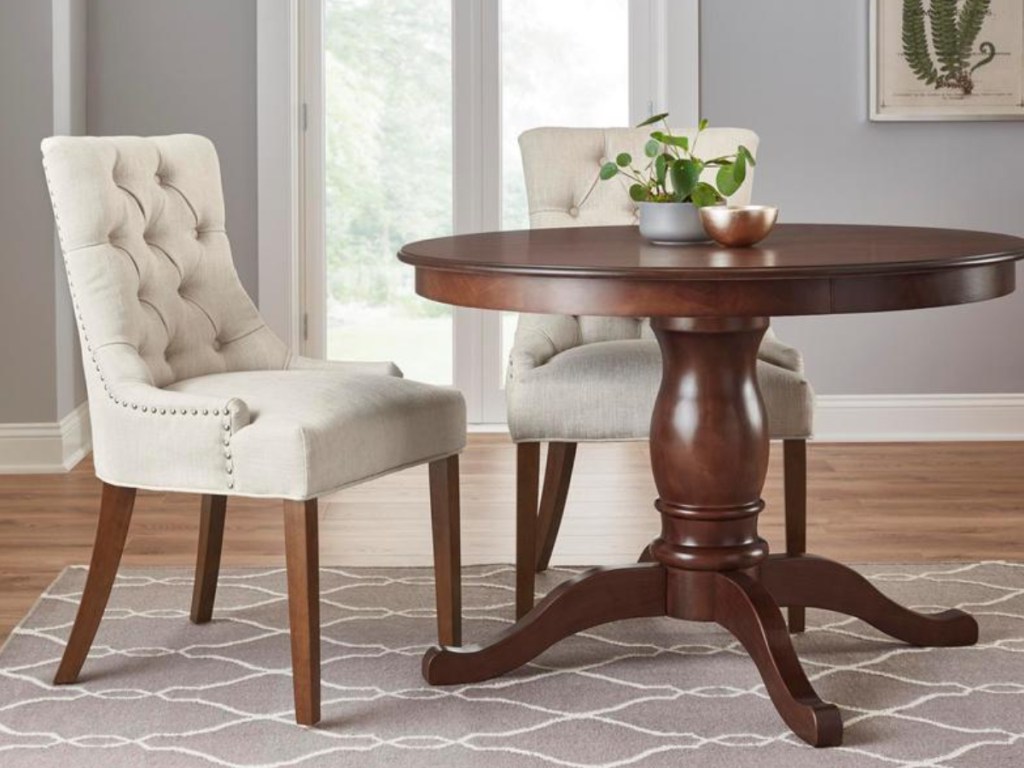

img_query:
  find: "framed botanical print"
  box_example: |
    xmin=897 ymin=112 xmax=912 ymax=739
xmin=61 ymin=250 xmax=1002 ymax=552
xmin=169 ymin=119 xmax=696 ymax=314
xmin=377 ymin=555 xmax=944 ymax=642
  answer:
xmin=870 ymin=0 xmax=1024 ymax=120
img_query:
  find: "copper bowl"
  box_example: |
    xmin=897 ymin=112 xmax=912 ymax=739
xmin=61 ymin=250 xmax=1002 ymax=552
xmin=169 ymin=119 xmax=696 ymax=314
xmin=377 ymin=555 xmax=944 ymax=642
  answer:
xmin=699 ymin=205 xmax=779 ymax=248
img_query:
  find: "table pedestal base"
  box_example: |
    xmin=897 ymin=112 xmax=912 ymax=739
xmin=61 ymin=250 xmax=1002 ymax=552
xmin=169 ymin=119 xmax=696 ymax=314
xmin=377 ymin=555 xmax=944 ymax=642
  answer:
xmin=424 ymin=316 xmax=977 ymax=747
xmin=423 ymin=554 xmax=977 ymax=747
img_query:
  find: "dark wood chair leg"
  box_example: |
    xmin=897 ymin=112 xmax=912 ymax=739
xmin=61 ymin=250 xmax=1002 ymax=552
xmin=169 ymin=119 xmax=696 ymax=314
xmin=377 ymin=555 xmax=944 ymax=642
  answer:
xmin=190 ymin=494 xmax=227 ymax=624
xmin=283 ymin=499 xmax=321 ymax=726
xmin=516 ymin=442 xmax=540 ymax=619
xmin=54 ymin=483 xmax=136 ymax=685
xmin=429 ymin=455 xmax=462 ymax=647
xmin=534 ymin=442 xmax=577 ymax=573
xmin=783 ymin=439 xmax=807 ymax=634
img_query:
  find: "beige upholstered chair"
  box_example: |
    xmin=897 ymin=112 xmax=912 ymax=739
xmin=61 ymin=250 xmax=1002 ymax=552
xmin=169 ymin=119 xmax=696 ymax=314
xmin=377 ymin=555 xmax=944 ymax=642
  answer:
xmin=41 ymin=134 xmax=466 ymax=726
xmin=509 ymin=127 xmax=815 ymax=630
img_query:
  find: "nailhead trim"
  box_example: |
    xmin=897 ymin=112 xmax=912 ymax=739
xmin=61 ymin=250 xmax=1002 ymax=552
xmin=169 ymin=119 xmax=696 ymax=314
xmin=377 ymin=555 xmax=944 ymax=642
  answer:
xmin=43 ymin=151 xmax=240 ymax=493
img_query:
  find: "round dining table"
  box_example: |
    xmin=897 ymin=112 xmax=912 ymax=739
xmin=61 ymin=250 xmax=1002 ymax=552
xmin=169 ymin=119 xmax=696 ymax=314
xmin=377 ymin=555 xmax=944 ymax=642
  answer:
xmin=398 ymin=223 xmax=1024 ymax=747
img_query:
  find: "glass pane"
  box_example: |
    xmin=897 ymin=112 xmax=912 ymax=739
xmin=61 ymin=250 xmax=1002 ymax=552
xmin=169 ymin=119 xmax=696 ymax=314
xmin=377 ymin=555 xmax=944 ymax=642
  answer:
xmin=324 ymin=0 xmax=453 ymax=384
xmin=500 ymin=0 xmax=630 ymax=381
xmin=501 ymin=0 xmax=630 ymax=231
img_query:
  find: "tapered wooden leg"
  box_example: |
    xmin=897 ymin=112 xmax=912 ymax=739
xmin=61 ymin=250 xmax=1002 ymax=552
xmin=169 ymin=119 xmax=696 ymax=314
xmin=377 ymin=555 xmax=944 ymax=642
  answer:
xmin=637 ymin=544 xmax=655 ymax=562
xmin=424 ymin=563 xmax=666 ymax=685
xmin=783 ymin=439 xmax=807 ymax=633
xmin=516 ymin=442 xmax=540 ymax=619
xmin=534 ymin=442 xmax=577 ymax=572
xmin=713 ymin=570 xmax=843 ymax=747
xmin=759 ymin=554 xmax=979 ymax=647
xmin=429 ymin=455 xmax=461 ymax=647
xmin=283 ymin=499 xmax=320 ymax=726
xmin=190 ymin=494 xmax=227 ymax=624
xmin=54 ymin=483 xmax=136 ymax=685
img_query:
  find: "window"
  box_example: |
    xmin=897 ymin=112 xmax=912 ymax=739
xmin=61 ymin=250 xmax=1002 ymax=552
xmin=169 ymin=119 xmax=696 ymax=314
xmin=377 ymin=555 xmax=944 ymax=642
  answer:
xmin=303 ymin=0 xmax=698 ymax=420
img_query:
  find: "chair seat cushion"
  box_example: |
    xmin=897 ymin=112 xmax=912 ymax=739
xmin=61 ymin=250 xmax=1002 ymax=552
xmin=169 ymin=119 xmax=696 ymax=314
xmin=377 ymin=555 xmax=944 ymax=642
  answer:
xmin=168 ymin=370 xmax=465 ymax=499
xmin=506 ymin=339 xmax=812 ymax=442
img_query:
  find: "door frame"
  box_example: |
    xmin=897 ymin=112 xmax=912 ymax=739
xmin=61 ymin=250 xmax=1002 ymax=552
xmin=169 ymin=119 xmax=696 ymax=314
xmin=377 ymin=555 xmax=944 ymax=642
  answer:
xmin=257 ymin=0 xmax=700 ymax=423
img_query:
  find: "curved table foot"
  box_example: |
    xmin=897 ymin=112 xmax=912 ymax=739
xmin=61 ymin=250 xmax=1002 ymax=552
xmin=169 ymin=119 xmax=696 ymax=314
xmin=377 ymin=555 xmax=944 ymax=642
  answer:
xmin=713 ymin=570 xmax=843 ymax=748
xmin=759 ymin=555 xmax=978 ymax=647
xmin=423 ymin=563 xmax=666 ymax=685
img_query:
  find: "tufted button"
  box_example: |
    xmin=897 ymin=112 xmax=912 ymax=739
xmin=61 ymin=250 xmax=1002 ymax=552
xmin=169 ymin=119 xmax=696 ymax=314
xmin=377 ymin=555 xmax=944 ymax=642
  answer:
xmin=191 ymin=228 xmax=200 ymax=239
xmin=569 ymin=206 xmax=580 ymax=218
xmin=154 ymin=173 xmax=161 ymax=184
xmin=212 ymin=339 xmax=222 ymax=352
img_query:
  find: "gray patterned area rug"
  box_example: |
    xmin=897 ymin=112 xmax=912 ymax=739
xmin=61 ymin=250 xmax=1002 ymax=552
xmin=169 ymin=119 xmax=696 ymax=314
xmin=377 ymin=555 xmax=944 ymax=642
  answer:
xmin=0 ymin=563 xmax=1022 ymax=767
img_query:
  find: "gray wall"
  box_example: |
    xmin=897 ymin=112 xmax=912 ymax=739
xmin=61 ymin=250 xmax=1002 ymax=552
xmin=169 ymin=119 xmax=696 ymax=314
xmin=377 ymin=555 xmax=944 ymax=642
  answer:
xmin=54 ymin=0 xmax=89 ymax=418
xmin=701 ymin=0 xmax=1024 ymax=394
xmin=0 ymin=1 xmax=58 ymax=423
xmin=87 ymin=0 xmax=259 ymax=297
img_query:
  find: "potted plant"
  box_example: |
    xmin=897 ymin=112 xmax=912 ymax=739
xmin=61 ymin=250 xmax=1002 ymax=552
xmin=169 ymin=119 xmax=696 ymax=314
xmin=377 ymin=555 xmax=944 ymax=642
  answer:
xmin=599 ymin=115 xmax=755 ymax=243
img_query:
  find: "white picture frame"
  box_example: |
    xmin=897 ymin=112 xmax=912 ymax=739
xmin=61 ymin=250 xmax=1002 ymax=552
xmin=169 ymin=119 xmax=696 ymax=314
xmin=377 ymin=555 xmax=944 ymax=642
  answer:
xmin=870 ymin=0 xmax=1024 ymax=121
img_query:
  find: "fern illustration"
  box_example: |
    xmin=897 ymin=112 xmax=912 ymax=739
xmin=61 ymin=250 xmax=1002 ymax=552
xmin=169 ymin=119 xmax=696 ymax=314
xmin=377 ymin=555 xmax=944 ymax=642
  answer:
xmin=901 ymin=0 xmax=996 ymax=95
xmin=903 ymin=0 xmax=939 ymax=85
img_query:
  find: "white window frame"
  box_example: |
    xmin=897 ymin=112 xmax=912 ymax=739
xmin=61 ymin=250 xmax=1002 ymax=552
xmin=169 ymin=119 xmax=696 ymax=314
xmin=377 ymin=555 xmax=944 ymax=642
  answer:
xmin=258 ymin=0 xmax=699 ymax=423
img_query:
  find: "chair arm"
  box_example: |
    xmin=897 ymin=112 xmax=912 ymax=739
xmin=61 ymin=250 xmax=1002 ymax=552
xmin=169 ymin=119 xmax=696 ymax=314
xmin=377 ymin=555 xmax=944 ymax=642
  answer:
xmin=110 ymin=382 xmax=252 ymax=431
xmin=508 ymin=314 xmax=581 ymax=379
xmin=286 ymin=354 xmax=402 ymax=378
xmin=760 ymin=327 xmax=804 ymax=373
xmin=87 ymin=381 xmax=251 ymax=493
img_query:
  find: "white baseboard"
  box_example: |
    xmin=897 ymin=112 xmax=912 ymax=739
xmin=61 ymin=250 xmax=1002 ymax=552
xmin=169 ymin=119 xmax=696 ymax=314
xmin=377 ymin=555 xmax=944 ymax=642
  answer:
xmin=0 ymin=402 xmax=91 ymax=473
xmin=469 ymin=394 xmax=1024 ymax=442
xmin=0 ymin=395 xmax=1018 ymax=474
xmin=814 ymin=394 xmax=1024 ymax=442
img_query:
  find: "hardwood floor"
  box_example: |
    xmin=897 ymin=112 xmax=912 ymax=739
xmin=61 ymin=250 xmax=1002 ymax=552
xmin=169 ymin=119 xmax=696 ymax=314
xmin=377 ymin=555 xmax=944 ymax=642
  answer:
xmin=1 ymin=435 xmax=1022 ymax=643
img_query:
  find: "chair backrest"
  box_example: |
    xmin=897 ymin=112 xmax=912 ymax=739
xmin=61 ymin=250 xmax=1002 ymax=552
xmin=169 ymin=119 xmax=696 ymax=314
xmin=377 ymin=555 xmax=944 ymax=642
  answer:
xmin=42 ymin=135 xmax=288 ymax=395
xmin=517 ymin=126 xmax=759 ymax=341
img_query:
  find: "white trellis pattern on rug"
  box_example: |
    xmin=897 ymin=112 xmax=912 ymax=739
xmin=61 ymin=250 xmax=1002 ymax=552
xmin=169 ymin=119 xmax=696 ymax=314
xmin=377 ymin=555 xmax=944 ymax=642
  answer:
xmin=0 ymin=562 xmax=1022 ymax=767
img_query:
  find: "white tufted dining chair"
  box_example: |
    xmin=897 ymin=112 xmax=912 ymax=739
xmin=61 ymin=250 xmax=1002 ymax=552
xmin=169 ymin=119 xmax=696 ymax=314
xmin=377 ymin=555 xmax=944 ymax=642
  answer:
xmin=41 ymin=134 xmax=466 ymax=726
xmin=509 ymin=127 xmax=815 ymax=630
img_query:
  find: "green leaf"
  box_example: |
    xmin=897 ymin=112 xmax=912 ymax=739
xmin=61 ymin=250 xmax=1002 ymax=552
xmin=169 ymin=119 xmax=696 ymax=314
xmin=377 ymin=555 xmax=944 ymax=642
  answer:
xmin=737 ymin=145 xmax=756 ymax=166
xmin=651 ymin=131 xmax=689 ymax=150
xmin=717 ymin=152 xmax=747 ymax=197
xmin=636 ymin=111 xmax=670 ymax=127
xmin=644 ymin=139 xmax=660 ymax=158
xmin=691 ymin=182 xmax=723 ymax=208
xmin=628 ymin=183 xmax=648 ymax=202
xmin=615 ymin=152 xmax=632 ymax=167
xmin=599 ymin=162 xmax=619 ymax=180
xmin=655 ymin=154 xmax=671 ymax=187
xmin=716 ymin=164 xmax=741 ymax=197
xmin=670 ymin=158 xmax=702 ymax=200
xmin=698 ymin=118 xmax=709 ymax=131
xmin=654 ymin=154 xmax=668 ymax=187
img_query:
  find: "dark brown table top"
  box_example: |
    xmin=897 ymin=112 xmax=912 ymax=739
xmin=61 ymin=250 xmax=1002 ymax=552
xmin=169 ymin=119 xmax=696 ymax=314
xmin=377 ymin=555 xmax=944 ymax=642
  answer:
xmin=398 ymin=223 xmax=1024 ymax=317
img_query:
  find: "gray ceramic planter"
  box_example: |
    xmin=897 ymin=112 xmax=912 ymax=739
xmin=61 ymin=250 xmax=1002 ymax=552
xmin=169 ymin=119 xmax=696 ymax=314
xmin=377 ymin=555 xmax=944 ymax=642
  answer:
xmin=638 ymin=202 xmax=708 ymax=244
